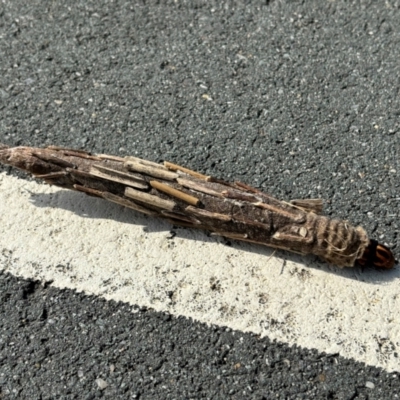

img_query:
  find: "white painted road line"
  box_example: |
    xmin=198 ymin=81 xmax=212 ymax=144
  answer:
xmin=1 ymin=172 xmax=399 ymax=371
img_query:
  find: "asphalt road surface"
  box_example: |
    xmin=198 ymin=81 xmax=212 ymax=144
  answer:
xmin=1 ymin=1 xmax=400 ymax=399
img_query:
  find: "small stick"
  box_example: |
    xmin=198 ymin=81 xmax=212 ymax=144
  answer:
xmin=150 ymin=180 xmax=200 ymax=206
xmin=66 ymin=168 xmax=93 ymax=179
xmin=185 ymin=206 xmax=232 ymax=222
xmin=34 ymin=171 xmax=68 ymax=179
xmin=124 ymin=159 xmax=179 ymax=181
xmin=234 ymin=181 xmax=262 ymax=194
xmin=90 ymin=165 xmax=149 ymax=189
xmin=96 ymin=154 xmax=125 ymax=162
xmin=254 ymin=201 xmax=304 ymax=221
xmin=222 ymin=189 xmax=260 ymax=203
xmin=47 ymin=145 xmax=90 ymax=154
xmin=73 ymin=184 xmax=104 ymax=197
xmin=164 ymin=161 xmax=210 ymax=180
xmin=177 ymin=178 xmax=224 ymax=198
xmin=32 ymin=151 xmax=76 ymax=169
xmin=62 ymin=151 xmax=102 ymax=161
xmin=125 ymin=156 xmax=167 ymax=169
xmin=125 ymin=187 xmax=176 ymax=211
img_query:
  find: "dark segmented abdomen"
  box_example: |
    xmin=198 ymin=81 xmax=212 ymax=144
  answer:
xmin=309 ymin=214 xmax=369 ymax=267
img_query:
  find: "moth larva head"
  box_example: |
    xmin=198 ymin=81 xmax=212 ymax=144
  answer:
xmin=357 ymin=239 xmax=396 ymax=269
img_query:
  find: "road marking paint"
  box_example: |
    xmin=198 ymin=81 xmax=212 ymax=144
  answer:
xmin=1 ymin=172 xmax=399 ymax=371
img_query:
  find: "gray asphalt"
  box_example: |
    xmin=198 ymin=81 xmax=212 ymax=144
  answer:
xmin=1 ymin=0 xmax=400 ymax=399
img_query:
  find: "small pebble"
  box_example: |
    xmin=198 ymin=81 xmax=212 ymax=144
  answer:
xmin=365 ymin=381 xmax=375 ymax=389
xmin=96 ymin=378 xmax=108 ymax=390
xmin=283 ymin=359 xmax=291 ymax=367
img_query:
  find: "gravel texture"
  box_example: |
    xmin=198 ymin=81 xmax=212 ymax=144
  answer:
xmin=1 ymin=0 xmax=400 ymax=398
xmin=1 ymin=271 xmax=400 ymax=399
